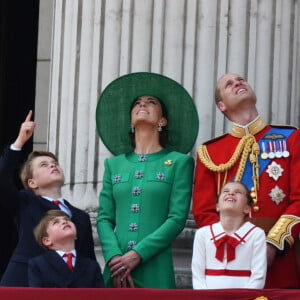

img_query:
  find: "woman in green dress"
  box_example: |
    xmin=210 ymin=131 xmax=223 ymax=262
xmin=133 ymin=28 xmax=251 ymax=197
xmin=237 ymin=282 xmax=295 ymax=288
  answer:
xmin=96 ymin=72 xmax=199 ymax=288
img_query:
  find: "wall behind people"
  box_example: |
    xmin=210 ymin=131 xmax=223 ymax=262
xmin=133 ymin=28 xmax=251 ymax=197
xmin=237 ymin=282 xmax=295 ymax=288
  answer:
xmin=35 ymin=0 xmax=300 ymax=287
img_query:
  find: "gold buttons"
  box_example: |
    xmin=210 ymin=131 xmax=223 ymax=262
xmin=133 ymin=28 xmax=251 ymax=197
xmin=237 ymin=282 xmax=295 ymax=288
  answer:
xmin=253 ymin=206 xmax=259 ymax=212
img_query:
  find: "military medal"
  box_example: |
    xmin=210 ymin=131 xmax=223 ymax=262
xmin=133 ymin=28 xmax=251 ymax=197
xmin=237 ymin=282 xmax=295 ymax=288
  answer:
xmin=260 ymin=142 xmax=268 ymax=159
xmin=282 ymin=140 xmax=290 ymax=157
xmin=269 ymin=185 xmax=286 ymax=205
xmin=266 ymin=161 xmax=284 ymax=181
xmin=274 ymin=141 xmax=282 ymax=158
xmin=268 ymin=141 xmax=275 ymax=159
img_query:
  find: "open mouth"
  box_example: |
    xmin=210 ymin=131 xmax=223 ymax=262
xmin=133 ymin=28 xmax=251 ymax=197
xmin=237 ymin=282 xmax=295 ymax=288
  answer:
xmin=137 ymin=110 xmax=148 ymax=114
xmin=237 ymin=88 xmax=246 ymax=95
xmin=225 ymin=198 xmax=236 ymax=202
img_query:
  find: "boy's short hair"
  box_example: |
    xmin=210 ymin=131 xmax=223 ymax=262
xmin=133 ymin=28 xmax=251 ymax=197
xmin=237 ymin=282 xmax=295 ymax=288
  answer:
xmin=20 ymin=151 xmax=59 ymax=190
xmin=34 ymin=209 xmax=70 ymax=250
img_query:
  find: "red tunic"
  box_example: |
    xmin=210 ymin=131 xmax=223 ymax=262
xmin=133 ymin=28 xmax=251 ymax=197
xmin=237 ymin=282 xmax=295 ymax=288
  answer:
xmin=193 ymin=124 xmax=300 ymax=288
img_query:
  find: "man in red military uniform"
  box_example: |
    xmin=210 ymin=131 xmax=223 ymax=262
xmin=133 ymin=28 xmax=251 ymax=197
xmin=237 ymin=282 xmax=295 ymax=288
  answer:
xmin=192 ymin=73 xmax=300 ymax=288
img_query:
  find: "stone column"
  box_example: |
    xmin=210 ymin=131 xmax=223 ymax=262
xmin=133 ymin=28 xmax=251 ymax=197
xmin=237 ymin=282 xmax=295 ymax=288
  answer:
xmin=47 ymin=0 xmax=106 ymax=266
xmin=38 ymin=0 xmax=300 ymax=288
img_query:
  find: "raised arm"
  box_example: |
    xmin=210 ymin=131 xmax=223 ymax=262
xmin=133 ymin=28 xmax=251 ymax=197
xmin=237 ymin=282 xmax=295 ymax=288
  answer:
xmin=13 ymin=110 xmax=36 ymax=149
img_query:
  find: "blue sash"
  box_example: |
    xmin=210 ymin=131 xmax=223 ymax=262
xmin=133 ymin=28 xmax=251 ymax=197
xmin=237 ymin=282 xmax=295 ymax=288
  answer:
xmin=235 ymin=127 xmax=295 ymax=190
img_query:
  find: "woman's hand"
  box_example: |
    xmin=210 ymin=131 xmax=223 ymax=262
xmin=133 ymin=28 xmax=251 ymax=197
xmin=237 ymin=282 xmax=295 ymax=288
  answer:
xmin=113 ymin=273 xmax=135 ymax=288
xmin=109 ymin=251 xmax=141 ymax=285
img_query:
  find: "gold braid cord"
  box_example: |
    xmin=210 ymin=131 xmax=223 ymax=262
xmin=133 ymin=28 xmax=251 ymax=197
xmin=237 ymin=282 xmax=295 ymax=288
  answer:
xmin=198 ymin=134 xmax=260 ymax=194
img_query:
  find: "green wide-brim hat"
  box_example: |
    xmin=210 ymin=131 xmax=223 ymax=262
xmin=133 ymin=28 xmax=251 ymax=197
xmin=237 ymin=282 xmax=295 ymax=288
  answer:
xmin=96 ymin=72 xmax=199 ymax=155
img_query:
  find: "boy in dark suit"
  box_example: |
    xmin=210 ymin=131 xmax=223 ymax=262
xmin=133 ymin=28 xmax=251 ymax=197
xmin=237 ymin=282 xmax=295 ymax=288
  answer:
xmin=29 ymin=210 xmax=104 ymax=287
xmin=0 ymin=111 xmax=96 ymax=286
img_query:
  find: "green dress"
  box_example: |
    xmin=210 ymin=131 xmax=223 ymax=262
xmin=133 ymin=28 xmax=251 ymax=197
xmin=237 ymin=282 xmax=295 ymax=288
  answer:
xmin=96 ymin=149 xmax=194 ymax=288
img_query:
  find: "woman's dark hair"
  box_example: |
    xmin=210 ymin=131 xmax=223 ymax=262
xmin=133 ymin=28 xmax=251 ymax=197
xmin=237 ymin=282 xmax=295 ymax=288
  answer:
xmin=128 ymin=95 xmax=168 ymax=148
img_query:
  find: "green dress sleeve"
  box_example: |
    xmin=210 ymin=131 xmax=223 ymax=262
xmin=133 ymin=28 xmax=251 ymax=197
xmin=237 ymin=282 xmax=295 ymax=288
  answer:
xmin=96 ymin=159 xmax=123 ymax=262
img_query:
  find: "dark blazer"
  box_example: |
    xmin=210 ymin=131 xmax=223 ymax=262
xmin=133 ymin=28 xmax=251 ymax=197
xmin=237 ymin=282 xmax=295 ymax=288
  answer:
xmin=0 ymin=147 xmax=96 ymax=286
xmin=0 ymin=203 xmax=18 ymax=280
xmin=28 ymin=250 xmax=104 ymax=288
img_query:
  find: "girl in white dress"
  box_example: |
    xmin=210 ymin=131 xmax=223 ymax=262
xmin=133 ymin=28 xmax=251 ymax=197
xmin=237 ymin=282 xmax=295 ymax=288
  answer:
xmin=192 ymin=181 xmax=267 ymax=289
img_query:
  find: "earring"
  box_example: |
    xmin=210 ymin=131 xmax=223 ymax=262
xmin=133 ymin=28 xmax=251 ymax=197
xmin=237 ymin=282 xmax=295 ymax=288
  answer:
xmin=158 ymin=122 xmax=163 ymax=132
xmin=131 ymin=125 xmax=135 ymax=133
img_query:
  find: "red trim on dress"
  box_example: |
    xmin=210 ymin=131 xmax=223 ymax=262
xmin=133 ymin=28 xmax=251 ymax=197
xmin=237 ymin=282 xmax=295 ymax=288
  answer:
xmin=205 ymin=269 xmax=251 ymax=277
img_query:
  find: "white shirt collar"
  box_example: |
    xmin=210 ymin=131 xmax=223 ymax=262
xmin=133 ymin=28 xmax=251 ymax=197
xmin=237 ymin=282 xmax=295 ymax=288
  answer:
xmin=57 ymin=249 xmax=77 ymax=257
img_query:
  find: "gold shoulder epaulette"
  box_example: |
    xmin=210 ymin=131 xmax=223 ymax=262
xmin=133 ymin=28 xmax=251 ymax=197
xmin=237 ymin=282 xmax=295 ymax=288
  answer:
xmin=200 ymin=133 xmax=228 ymax=146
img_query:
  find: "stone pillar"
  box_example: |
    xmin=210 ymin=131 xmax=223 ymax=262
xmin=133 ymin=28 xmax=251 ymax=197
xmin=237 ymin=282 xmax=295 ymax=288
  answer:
xmin=47 ymin=0 xmax=106 ymax=267
xmin=38 ymin=0 xmax=300 ymax=288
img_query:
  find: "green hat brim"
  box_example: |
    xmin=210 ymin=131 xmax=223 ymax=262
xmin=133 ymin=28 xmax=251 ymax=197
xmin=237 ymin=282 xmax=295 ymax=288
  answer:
xmin=96 ymin=72 xmax=199 ymax=155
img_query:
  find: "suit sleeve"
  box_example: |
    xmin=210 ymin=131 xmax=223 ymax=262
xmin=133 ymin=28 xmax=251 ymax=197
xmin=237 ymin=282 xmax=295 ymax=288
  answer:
xmin=92 ymin=262 xmax=105 ymax=288
xmin=73 ymin=209 xmax=96 ymax=260
xmin=0 ymin=147 xmax=22 ymax=213
xmin=28 ymin=258 xmax=44 ymax=287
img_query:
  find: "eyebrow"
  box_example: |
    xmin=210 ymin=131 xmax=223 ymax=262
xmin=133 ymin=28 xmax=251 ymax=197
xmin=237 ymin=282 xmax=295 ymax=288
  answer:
xmin=136 ymin=96 xmax=158 ymax=101
xmin=224 ymin=76 xmax=244 ymax=87
xmin=38 ymin=158 xmax=57 ymax=164
xmin=224 ymin=79 xmax=233 ymax=87
xmin=51 ymin=216 xmax=70 ymax=222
